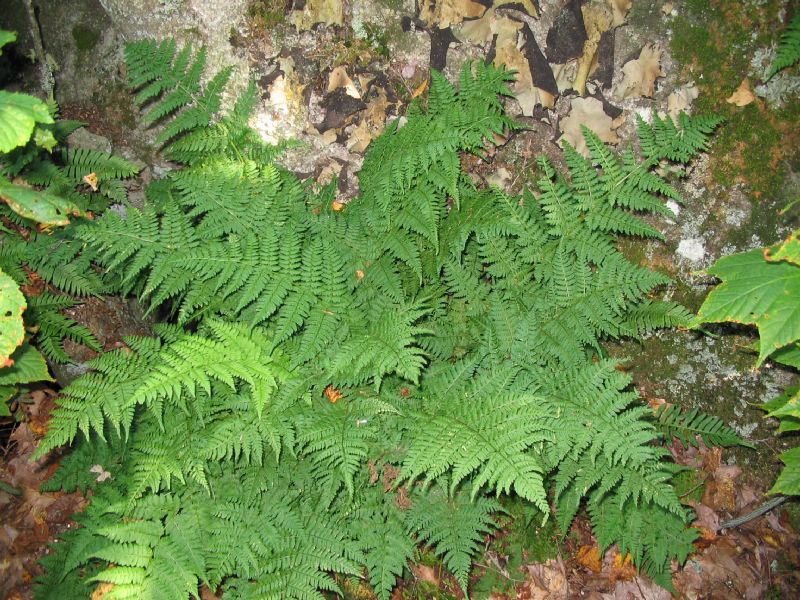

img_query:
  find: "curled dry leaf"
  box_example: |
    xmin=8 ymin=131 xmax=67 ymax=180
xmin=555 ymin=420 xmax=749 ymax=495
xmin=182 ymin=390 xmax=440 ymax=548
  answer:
xmin=667 ymin=84 xmax=699 ymax=122
xmin=419 ymin=0 xmax=487 ymax=29
xmin=726 ymin=78 xmax=756 ymax=106
xmin=89 ymin=464 xmax=112 ymax=482
xmin=559 ymin=96 xmax=620 ymax=156
xmin=290 ymin=0 xmax=344 ymax=30
xmin=327 ymin=66 xmax=360 ymax=99
xmin=573 ymin=0 xmax=617 ymax=95
xmin=613 ymin=43 xmax=664 ymax=100
xmin=82 ymin=172 xmax=99 ymax=191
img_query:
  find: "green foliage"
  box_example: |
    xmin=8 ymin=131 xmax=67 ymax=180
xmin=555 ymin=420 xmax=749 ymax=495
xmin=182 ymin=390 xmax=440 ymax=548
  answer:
xmin=768 ymin=12 xmax=800 ymax=78
xmin=696 ymin=228 xmax=800 ymax=496
xmin=0 ymin=267 xmax=25 ymax=364
xmin=35 ymin=39 xmax=728 ymax=599
xmin=655 ymin=403 xmax=754 ymax=449
xmin=0 ymin=28 xmax=136 ymax=417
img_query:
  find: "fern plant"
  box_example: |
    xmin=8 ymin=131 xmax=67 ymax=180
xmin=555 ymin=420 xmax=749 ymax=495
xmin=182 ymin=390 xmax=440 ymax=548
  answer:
xmin=33 ymin=39 xmax=735 ymax=599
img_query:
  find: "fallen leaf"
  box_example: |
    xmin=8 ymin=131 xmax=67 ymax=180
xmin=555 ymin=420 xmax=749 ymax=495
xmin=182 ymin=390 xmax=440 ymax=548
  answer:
xmin=726 ymin=78 xmax=755 ymax=107
xmin=576 ymin=544 xmax=603 ymax=572
xmin=419 ymin=0 xmax=487 ymax=29
xmin=524 ymin=558 xmax=569 ymax=598
xmin=662 ymin=2 xmax=674 ymax=16
xmin=559 ymin=96 xmax=620 ymax=156
xmin=607 ymin=0 xmax=632 ymax=26
xmin=327 ymin=66 xmax=360 ymax=99
xmin=411 ymin=562 xmax=440 ymax=586
xmin=82 ymin=172 xmax=98 ymax=191
xmin=89 ymin=464 xmax=112 ymax=483
xmin=574 ymin=0 xmax=615 ymax=95
xmin=667 ymin=84 xmax=699 ymax=122
xmin=613 ymin=43 xmax=664 ymax=100
xmin=290 ymin=0 xmax=344 ymax=29
xmin=609 ymin=552 xmax=636 ymax=583
xmin=324 ymin=384 xmax=343 ymax=402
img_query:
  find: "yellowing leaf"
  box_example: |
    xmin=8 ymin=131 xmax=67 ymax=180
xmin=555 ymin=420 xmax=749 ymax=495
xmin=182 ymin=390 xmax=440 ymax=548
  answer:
xmin=0 ymin=268 xmax=25 ymax=365
xmin=0 ymin=178 xmax=81 ymax=226
xmin=576 ymin=544 xmax=602 ymax=572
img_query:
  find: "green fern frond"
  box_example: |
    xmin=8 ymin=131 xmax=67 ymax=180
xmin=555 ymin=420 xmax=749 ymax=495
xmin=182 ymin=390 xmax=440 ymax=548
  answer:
xmin=25 ymin=293 xmax=101 ymax=363
xmin=406 ymin=485 xmax=502 ymax=594
xmin=655 ymin=403 xmax=754 ymax=448
xmin=401 ymin=370 xmax=551 ymax=513
xmin=768 ymin=13 xmax=800 ymax=78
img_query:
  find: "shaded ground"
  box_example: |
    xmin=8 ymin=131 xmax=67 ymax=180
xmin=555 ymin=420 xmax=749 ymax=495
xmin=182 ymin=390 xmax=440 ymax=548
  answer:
xmin=2 ymin=0 xmax=800 ymax=598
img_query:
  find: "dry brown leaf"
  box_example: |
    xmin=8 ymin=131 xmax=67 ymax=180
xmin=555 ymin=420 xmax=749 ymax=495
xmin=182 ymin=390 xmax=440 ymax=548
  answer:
xmin=419 ymin=0 xmax=487 ymax=29
xmin=411 ymin=563 xmax=440 ymax=586
xmin=290 ymin=0 xmax=344 ymax=29
xmin=727 ymin=78 xmax=756 ymax=107
xmin=552 ymin=60 xmax=579 ymax=93
xmin=667 ymin=84 xmax=699 ymax=122
xmin=603 ymin=577 xmax=672 ymax=599
xmin=411 ymin=78 xmax=429 ymax=100
xmin=524 ymin=558 xmax=569 ymax=599
xmin=458 ymin=7 xmax=521 ymax=45
xmin=613 ymin=43 xmax=664 ymax=100
xmin=327 ymin=66 xmax=360 ymax=99
xmin=607 ymin=0 xmax=632 ymax=27
xmin=559 ymin=96 xmax=620 ymax=156
xmin=346 ymin=88 xmax=390 ymax=153
xmin=346 ymin=120 xmax=373 ymax=153
xmin=574 ymin=0 xmax=616 ymax=95
xmin=89 ymin=464 xmax=112 ymax=483
xmin=662 ymin=2 xmax=674 ymax=16
xmin=82 ymin=172 xmax=99 ymax=191
xmin=576 ymin=544 xmax=603 ymax=572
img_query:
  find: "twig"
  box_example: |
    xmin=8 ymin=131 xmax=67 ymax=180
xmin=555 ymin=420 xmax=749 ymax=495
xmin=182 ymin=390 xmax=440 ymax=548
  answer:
xmin=719 ymin=495 xmax=789 ymax=530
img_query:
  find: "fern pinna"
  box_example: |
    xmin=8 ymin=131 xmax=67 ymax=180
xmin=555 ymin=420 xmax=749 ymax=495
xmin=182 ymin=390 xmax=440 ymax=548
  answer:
xmin=35 ymin=39 xmax=735 ymax=599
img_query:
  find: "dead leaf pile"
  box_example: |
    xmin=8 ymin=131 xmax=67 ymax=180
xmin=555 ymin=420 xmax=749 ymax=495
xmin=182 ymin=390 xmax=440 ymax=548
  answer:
xmin=0 ymin=392 xmax=87 ymax=598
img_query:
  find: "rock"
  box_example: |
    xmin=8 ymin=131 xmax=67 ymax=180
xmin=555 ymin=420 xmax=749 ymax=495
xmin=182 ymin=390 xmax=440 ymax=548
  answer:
xmin=677 ymin=238 xmax=706 ymax=263
xmin=545 ymin=0 xmax=587 ymax=64
xmin=65 ymin=127 xmax=112 ymax=154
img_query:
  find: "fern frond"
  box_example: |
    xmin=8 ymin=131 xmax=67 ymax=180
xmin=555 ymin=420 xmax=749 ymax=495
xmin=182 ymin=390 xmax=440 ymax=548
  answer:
xmin=26 ymin=293 xmax=101 ymax=363
xmin=406 ymin=485 xmax=501 ymax=594
xmin=655 ymin=403 xmax=753 ymax=448
xmin=768 ymin=13 xmax=800 ymax=78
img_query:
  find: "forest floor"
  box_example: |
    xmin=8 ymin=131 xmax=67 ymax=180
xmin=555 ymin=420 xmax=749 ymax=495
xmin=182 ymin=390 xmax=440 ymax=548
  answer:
xmin=2 ymin=0 xmax=800 ymax=598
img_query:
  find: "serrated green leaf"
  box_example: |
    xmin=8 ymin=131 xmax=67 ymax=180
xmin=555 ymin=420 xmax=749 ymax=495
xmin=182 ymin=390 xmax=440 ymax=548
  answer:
xmin=0 ymin=341 xmax=53 ymax=386
xmin=0 ymin=268 xmax=26 ymax=364
xmin=770 ymin=447 xmax=800 ymax=495
xmin=0 ymin=90 xmax=54 ymax=153
xmin=771 ymin=343 xmax=800 ymax=369
xmin=694 ymin=249 xmax=800 ymax=366
xmin=766 ymin=228 xmax=800 ymax=267
xmin=0 ymin=178 xmax=80 ymax=226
